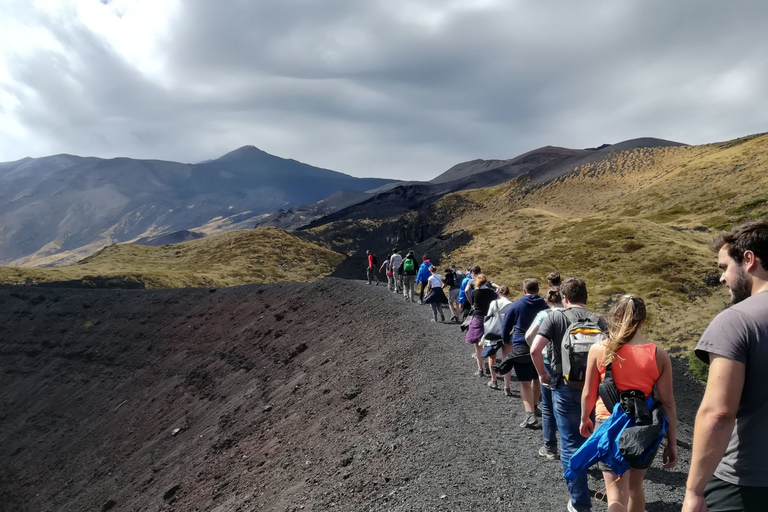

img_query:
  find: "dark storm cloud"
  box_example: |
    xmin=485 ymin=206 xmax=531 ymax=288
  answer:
xmin=3 ymin=0 xmax=768 ymax=178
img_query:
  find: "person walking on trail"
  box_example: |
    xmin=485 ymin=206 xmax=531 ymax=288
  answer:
xmin=365 ymin=250 xmax=378 ymax=285
xmin=683 ymin=219 xmax=768 ymax=512
xmin=458 ymin=266 xmax=475 ymax=321
xmin=580 ymin=294 xmax=678 ymax=512
xmin=525 ymin=287 xmax=564 ymax=460
xmin=464 ymin=274 xmax=496 ymax=377
xmin=401 ymin=250 xmax=418 ymax=302
xmin=443 ymin=265 xmax=461 ymax=322
xmin=423 ymin=265 xmax=448 ymax=322
xmin=482 ymin=285 xmax=512 ymax=390
xmin=415 ymin=254 xmax=433 ymax=304
xmin=502 ymin=278 xmax=549 ymax=429
xmin=530 ymin=278 xmax=607 ymax=512
xmin=389 ymin=249 xmax=403 ymax=294
xmin=380 ymin=255 xmax=392 ymax=290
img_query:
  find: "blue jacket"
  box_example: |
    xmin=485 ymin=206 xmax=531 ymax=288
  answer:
xmin=566 ymin=398 xmax=667 ymax=479
xmin=502 ymin=294 xmax=549 ymax=345
xmin=416 ymin=261 xmax=432 ymax=284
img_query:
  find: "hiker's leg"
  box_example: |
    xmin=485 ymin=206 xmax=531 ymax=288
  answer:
xmin=501 ymin=343 xmax=513 ymax=391
xmin=431 ymin=303 xmax=440 ymax=320
xmin=553 ymin=386 xmax=592 ymax=511
xmin=541 ymin=363 xmax=558 ymax=452
xmin=474 ymin=343 xmax=483 ymax=371
xmin=487 ymin=356 xmax=497 ymax=383
xmin=519 ymin=380 xmax=535 ymax=413
xmin=602 ymin=469 xmax=630 ymax=512
xmin=532 ymin=378 xmax=541 ymax=408
xmin=627 ymin=468 xmax=648 ymax=512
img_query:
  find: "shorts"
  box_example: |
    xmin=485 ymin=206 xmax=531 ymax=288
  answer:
xmin=704 ymin=475 xmax=768 ymax=511
xmin=594 ymin=418 xmax=659 ymax=471
xmin=509 ymin=344 xmax=537 ymax=381
xmin=449 ymin=288 xmax=460 ymax=303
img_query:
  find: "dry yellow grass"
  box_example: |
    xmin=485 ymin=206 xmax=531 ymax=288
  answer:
xmin=438 ymin=134 xmax=768 ymax=351
xmin=0 ymin=227 xmax=344 ymax=288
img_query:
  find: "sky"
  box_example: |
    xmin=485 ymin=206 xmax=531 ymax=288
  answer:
xmin=1 ymin=0 xmax=767 ymax=180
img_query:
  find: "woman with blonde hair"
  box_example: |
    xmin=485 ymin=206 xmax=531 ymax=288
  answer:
xmin=464 ymin=273 xmax=497 ymax=376
xmin=580 ymin=295 xmax=678 ymax=512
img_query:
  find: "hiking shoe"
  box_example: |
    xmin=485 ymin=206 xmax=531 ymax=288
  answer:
xmin=520 ymin=413 xmax=538 ymax=429
xmin=487 ymin=380 xmax=499 ymax=390
xmin=441 ymin=316 xmax=446 ymax=322
xmin=503 ymin=388 xmax=513 ymax=397
xmin=538 ymin=446 xmax=558 ymax=460
xmin=474 ymin=370 xmax=484 ymax=377
xmin=566 ymin=500 xmax=589 ymax=512
xmin=535 ymin=405 xmax=542 ymax=417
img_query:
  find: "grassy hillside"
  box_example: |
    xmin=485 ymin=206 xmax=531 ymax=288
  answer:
xmin=430 ymin=133 xmax=768 ymax=351
xmin=0 ymin=227 xmax=344 ymax=288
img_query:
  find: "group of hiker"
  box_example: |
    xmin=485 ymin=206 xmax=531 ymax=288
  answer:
xmin=365 ymin=217 xmax=768 ymax=512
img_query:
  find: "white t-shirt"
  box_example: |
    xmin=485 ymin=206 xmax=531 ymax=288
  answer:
xmin=427 ymin=274 xmax=442 ymax=288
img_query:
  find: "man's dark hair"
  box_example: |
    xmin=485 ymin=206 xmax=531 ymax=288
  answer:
xmin=423 ymin=254 xmax=429 ymax=261
xmin=560 ymin=277 xmax=588 ymax=304
xmin=472 ymin=265 xmax=481 ymax=274
xmin=523 ymin=278 xmax=539 ymax=294
xmin=547 ymin=271 xmax=561 ymax=287
xmin=392 ymin=248 xmax=397 ymax=254
xmin=712 ymin=219 xmax=768 ymax=271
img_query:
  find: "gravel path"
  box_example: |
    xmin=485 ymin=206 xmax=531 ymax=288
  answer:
xmin=0 ymin=278 xmax=703 ymax=512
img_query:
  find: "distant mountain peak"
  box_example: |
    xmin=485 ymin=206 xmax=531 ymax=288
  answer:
xmin=216 ymin=145 xmax=269 ymax=161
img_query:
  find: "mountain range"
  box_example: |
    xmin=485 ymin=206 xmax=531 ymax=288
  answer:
xmin=0 ymin=146 xmax=394 ymax=266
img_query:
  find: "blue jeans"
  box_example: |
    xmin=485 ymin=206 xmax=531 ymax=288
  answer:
xmin=553 ymin=385 xmax=591 ymax=511
xmin=541 ymin=364 xmax=557 ymax=452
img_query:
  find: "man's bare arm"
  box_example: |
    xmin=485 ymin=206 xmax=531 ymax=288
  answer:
xmin=683 ymin=354 xmax=745 ymax=507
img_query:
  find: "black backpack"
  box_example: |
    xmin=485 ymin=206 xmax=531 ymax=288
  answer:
xmin=371 ymin=254 xmax=378 ymax=266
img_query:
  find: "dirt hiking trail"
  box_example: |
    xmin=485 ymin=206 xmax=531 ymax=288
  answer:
xmin=0 ymin=279 xmax=703 ymax=511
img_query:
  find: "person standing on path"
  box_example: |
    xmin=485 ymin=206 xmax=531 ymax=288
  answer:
xmin=443 ymin=265 xmax=461 ymax=322
xmin=683 ymin=219 xmax=768 ymax=512
xmin=502 ymin=278 xmax=549 ymax=428
xmin=580 ymin=294 xmax=678 ymax=512
xmin=483 ymin=285 xmax=512 ymax=390
xmin=415 ymin=254 xmax=433 ymax=304
xmin=464 ymin=274 xmax=497 ymax=377
xmin=401 ymin=251 xmax=418 ymax=302
xmin=365 ymin=250 xmax=378 ymax=285
xmin=423 ymin=265 xmax=448 ymax=321
xmin=525 ymin=287 xmax=564 ymax=459
xmin=530 ymin=278 xmax=606 ymax=512
xmin=458 ymin=266 xmax=475 ymax=321
xmin=389 ymin=249 xmax=403 ymax=294
xmin=380 ymin=254 xmax=392 ymax=290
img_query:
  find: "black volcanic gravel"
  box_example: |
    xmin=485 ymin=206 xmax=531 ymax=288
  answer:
xmin=0 ymin=279 xmax=703 ymax=511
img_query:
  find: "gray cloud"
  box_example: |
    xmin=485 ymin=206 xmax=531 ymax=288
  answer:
xmin=1 ymin=0 xmax=767 ymax=179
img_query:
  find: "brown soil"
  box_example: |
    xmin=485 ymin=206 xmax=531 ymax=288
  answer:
xmin=0 ymin=279 xmax=704 ymax=511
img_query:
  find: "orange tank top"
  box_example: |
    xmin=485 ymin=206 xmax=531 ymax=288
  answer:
xmin=595 ymin=343 xmax=660 ymax=420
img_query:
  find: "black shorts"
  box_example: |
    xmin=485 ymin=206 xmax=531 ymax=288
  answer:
xmin=704 ymin=476 xmax=768 ymax=511
xmin=509 ymin=344 xmax=537 ymax=381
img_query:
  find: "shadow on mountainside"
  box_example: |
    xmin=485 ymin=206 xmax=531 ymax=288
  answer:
xmin=0 ymin=279 xmax=702 ymax=511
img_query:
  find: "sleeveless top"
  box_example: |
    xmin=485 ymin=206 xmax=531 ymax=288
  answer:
xmin=595 ymin=343 xmax=660 ymax=420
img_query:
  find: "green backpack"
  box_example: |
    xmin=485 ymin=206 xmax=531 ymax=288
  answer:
xmin=403 ymin=258 xmax=415 ymax=272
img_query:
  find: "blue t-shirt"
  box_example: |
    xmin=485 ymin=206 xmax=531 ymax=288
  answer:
xmin=458 ymin=276 xmax=472 ymax=304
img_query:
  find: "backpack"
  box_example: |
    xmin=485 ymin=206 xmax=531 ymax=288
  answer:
xmin=403 ymin=258 xmax=415 ymax=272
xmin=443 ymin=271 xmax=455 ymax=288
xmin=553 ymin=308 xmax=606 ymax=389
xmin=371 ymin=255 xmax=378 ymax=266
xmin=483 ymin=301 xmax=514 ymax=338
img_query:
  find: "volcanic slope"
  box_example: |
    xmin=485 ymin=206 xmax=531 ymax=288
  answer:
xmin=0 ymin=279 xmax=702 ymax=512
xmin=0 ymin=227 xmax=343 ymax=288
xmin=303 ymin=133 xmax=768 ymax=351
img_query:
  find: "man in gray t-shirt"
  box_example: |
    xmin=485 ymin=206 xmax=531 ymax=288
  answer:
xmin=683 ymin=219 xmax=768 ymax=512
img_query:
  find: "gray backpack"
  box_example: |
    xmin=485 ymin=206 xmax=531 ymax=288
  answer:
xmin=553 ymin=308 xmax=606 ymax=389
